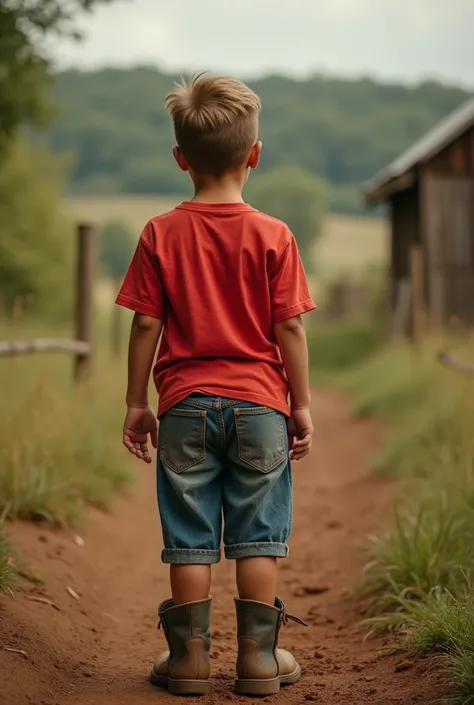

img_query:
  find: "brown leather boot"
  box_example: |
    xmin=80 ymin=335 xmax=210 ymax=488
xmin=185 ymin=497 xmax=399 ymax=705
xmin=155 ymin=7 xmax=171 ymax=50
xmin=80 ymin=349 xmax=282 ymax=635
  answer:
xmin=234 ymin=597 xmax=307 ymax=696
xmin=150 ymin=598 xmax=212 ymax=696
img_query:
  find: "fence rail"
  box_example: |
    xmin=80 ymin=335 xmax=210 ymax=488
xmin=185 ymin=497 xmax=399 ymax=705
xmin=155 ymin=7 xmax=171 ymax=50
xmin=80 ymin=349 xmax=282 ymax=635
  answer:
xmin=438 ymin=349 xmax=474 ymax=377
xmin=0 ymin=338 xmax=91 ymax=358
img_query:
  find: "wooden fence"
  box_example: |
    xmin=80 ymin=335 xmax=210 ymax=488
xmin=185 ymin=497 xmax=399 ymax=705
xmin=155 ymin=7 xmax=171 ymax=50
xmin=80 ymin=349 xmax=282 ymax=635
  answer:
xmin=0 ymin=223 xmax=95 ymax=383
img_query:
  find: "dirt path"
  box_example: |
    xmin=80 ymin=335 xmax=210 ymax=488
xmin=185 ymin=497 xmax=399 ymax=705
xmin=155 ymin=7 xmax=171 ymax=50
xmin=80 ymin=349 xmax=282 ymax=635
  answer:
xmin=0 ymin=391 xmax=444 ymax=705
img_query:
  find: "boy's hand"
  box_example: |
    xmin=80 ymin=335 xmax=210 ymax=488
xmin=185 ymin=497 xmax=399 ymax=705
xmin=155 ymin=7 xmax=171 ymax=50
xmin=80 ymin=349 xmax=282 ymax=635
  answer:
xmin=287 ymin=407 xmax=313 ymax=461
xmin=123 ymin=405 xmax=158 ymax=464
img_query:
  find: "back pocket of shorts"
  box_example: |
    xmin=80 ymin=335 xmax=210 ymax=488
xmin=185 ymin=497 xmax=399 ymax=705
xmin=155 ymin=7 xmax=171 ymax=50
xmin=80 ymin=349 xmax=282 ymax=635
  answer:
xmin=234 ymin=407 xmax=287 ymax=473
xmin=160 ymin=408 xmax=206 ymax=473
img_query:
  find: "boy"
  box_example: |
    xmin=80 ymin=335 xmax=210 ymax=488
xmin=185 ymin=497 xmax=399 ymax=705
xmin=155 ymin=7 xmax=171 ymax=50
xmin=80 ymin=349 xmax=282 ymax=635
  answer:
xmin=116 ymin=74 xmax=315 ymax=697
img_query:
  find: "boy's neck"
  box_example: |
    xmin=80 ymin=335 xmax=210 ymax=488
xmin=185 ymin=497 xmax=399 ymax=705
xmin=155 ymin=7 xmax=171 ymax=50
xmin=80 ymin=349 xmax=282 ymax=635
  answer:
xmin=191 ymin=171 xmax=246 ymax=204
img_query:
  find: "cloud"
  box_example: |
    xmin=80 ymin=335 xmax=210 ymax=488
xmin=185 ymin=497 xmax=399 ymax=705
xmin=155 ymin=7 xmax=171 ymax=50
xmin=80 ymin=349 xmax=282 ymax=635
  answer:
xmin=53 ymin=0 xmax=474 ymax=87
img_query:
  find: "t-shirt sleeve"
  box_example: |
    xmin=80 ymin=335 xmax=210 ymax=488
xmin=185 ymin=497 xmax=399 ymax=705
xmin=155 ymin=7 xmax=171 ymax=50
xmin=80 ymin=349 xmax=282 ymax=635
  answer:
xmin=269 ymin=233 xmax=316 ymax=323
xmin=115 ymin=226 xmax=164 ymax=319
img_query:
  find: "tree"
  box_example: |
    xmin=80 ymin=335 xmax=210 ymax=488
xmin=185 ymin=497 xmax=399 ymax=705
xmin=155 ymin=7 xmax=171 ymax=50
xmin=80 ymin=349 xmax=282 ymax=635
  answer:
xmin=0 ymin=5 xmax=49 ymax=156
xmin=3 ymin=1 xmax=117 ymax=37
xmin=246 ymin=166 xmax=326 ymax=269
xmin=0 ymin=140 xmax=73 ymax=319
xmin=0 ymin=1 xmax=121 ymax=155
xmin=45 ymin=67 xmax=468 ymax=212
xmin=99 ymin=221 xmax=134 ymax=279
xmin=99 ymin=220 xmax=135 ymax=358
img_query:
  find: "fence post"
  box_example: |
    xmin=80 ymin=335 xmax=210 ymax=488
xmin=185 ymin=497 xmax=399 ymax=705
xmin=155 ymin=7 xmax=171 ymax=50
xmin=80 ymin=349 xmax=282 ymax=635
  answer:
xmin=410 ymin=244 xmax=425 ymax=349
xmin=74 ymin=223 xmax=95 ymax=383
xmin=111 ymin=277 xmax=123 ymax=359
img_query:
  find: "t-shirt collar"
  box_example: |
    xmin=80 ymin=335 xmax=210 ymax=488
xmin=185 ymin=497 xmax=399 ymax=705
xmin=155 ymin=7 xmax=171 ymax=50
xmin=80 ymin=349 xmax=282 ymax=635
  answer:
xmin=176 ymin=201 xmax=254 ymax=213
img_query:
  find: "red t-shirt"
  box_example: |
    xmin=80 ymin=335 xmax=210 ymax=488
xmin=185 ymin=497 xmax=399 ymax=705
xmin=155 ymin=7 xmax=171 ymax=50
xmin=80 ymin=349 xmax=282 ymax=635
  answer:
xmin=116 ymin=201 xmax=316 ymax=417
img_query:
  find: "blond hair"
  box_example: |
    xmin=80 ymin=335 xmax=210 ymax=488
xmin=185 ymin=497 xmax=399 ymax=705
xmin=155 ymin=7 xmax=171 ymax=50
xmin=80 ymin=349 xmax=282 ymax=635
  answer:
xmin=165 ymin=73 xmax=261 ymax=176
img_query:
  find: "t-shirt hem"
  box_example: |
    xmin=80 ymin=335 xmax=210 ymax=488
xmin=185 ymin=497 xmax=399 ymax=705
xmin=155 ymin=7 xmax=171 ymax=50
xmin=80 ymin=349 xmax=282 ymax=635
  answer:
xmin=115 ymin=293 xmax=162 ymax=319
xmin=273 ymin=298 xmax=316 ymax=323
xmin=157 ymin=387 xmax=290 ymax=418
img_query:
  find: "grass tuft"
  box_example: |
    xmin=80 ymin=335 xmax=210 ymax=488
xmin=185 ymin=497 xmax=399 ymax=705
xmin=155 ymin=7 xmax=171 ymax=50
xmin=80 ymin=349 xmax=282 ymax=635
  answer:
xmin=0 ymin=527 xmax=18 ymax=594
xmin=363 ymin=587 xmax=474 ymax=704
xmin=334 ymin=338 xmax=474 ymax=703
xmin=447 ymin=649 xmax=474 ymax=705
xmin=362 ymin=502 xmax=474 ymax=611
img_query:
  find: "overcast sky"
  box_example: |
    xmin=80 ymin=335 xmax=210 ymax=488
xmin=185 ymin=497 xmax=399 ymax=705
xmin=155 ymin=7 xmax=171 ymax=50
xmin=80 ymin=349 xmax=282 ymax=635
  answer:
xmin=53 ymin=0 xmax=474 ymax=87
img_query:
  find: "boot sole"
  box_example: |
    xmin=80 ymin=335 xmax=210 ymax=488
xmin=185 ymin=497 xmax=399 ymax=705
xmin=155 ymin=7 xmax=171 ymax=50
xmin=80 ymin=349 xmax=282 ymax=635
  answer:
xmin=235 ymin=663 xmax=301 ymax=695
xmin=150 ymin=669 xmax=212 ymax=695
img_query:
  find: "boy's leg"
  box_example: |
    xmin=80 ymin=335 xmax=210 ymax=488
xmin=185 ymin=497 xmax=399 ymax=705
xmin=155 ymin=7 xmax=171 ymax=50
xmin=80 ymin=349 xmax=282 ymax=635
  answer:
xmin=151 ymin=398 xmax=222 ymax=694
xmin=235 ymin=557 xmax=277 ymax=605
xmin=157 ymin=401 xmax=223 ymax=571
xmin=223 ymin=404 xmax=290 ymax=599
xmin=170 ymin=564 xmax=212 ymax=605
xmin=222 ymin=402 xmax=304 ymax=695
xmin=222 ymin=404 xmax=292 ymax=566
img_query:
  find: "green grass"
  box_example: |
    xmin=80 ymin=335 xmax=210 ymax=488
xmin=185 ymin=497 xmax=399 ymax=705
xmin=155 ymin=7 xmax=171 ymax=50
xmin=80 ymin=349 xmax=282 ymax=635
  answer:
xmin=329 ymin=340 xmax=474 ymax=474
xmin=308 ymin=320 xmax=383 ymax=375
xmin=362 ymin=497 xmax=474 ymax=612
xmin=333 ymin=344 xmax=435 ymax=420
xmin=363 ymin=587 xmax=474 ymax=704
xmin=0 ymin=527 xmax=18 ymax=594
xmin=333 ymin=339 xmax=474 ymax=703
xmin=0 ymin=321 xmax=133 ymax=527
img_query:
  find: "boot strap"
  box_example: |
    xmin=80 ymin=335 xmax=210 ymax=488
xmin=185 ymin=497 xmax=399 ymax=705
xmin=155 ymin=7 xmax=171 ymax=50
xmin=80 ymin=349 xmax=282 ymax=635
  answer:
xmin=281 ymin=609 xmax=308 ymax=627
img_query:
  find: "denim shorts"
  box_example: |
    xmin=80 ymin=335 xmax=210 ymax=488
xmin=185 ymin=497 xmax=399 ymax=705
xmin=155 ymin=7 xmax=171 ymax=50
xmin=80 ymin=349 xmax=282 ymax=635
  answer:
xmin=157 ymin=395 xmax=292 ymax=564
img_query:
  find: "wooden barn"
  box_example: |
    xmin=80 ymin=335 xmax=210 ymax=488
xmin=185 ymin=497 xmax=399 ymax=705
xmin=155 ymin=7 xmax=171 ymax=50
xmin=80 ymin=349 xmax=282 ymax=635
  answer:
xmin=364 ymin=98 xmax=474 ymax=334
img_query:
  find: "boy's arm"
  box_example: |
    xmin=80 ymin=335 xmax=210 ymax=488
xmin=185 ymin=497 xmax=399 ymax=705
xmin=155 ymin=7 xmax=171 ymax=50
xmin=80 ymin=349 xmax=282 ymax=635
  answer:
xmin=275 ymin=316 xmax=313 ymax=461
xmin=115 ymin=224 xmax=165 ymax=464
xmin=123 ymin=313 xmax=162 ymax=464
xmin=269 ymin=230 xmax=315 ymax=461
xmin=126 ymin=313 xmax=162 ymax=408
xmin=275 ymin=316 xmax=311 ymax=409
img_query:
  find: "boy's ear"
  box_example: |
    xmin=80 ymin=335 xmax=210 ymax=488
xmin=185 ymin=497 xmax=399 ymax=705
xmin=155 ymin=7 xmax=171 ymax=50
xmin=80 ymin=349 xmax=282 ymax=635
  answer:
xmin=173 ymin=146 xmax=189 ymax=172
xmin=247 ymin=141 xmax=262 ymax=170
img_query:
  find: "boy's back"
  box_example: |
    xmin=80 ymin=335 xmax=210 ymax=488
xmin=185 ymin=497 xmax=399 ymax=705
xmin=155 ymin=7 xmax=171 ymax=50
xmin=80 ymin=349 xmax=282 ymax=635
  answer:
xmin=117 ymin=201 xmax=314 ymax=417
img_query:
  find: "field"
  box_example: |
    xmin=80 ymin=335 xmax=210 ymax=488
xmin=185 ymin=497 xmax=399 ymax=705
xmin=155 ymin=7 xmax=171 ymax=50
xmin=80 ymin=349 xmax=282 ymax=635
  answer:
xmin=64 ymin=195 xmax=389 ymax=279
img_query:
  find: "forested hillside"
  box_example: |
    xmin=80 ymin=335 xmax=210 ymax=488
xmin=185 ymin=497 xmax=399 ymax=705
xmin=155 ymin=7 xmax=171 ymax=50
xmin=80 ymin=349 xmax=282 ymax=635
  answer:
xmin=48 ymin=67 xmax=470 ymax=208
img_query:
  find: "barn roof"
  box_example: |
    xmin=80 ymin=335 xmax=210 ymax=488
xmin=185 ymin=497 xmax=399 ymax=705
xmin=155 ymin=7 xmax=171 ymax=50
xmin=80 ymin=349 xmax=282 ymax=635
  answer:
xmin=364 ymin=97 xmax=474 ymax=203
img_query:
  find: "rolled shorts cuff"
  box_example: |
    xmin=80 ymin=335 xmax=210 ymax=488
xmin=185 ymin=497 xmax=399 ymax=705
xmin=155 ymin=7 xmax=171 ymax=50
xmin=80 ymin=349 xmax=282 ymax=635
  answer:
xmin=161 ymin=548 xmax=221 ymax=565
xmin=224 ymin=542 xmax=289 ymax=560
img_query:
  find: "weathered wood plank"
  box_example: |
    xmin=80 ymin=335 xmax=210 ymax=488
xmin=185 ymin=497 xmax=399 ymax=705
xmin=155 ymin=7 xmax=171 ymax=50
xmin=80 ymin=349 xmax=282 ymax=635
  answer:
xmin=0 ymin=339 xmax=91 ymax=357
xmin=410 ymin=244 xmax=426 ymax=347
xmin=422 ymin=172 xmax=474 ymax=328
xmin=438 ymin=350 xmax=474 ymax=377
